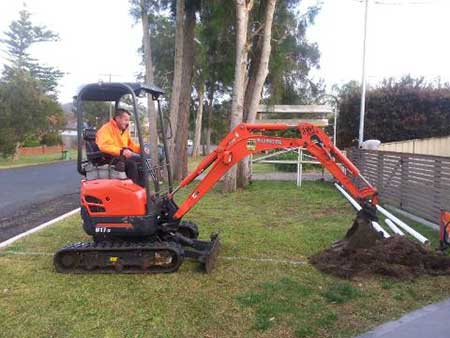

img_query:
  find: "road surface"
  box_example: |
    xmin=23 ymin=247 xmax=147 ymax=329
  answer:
xmin=0 ymin=161 xmax=80 ymax=242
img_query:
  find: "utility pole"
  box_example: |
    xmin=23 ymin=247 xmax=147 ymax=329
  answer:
xmin=359 ymin=0 xmax=369 ymax=147
xmin=99 ymin=73 xmax=120 ymax=119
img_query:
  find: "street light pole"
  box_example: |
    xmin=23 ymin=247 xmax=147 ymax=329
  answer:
xmin=99 ymin=73 xmax=120 ymax=119
xmin=359 ymin=0 xmax=369 ymax=147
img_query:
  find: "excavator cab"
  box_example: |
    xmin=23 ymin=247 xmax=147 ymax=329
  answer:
xmin=74 ymin=82 xmax=168 ymax=191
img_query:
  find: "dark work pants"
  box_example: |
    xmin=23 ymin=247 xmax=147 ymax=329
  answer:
xmin=125 ymin=158 xmax=144 ymax=187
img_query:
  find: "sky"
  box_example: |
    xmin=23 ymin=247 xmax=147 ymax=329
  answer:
xmin=1 ymin=0 xmax=450 ymax=103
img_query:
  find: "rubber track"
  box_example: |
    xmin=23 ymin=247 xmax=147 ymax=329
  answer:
xmin=54 ymin=240 xmax=183 ymax=274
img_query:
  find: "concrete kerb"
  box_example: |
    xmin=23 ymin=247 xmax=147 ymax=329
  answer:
xmin=0 ymin=208 xmax=80 ymax=249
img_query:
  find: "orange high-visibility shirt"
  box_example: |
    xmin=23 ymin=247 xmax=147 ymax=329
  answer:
xmin=96 ymin=119 xmax=140 ymax=157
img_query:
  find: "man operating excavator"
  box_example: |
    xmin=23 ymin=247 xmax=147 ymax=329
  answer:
xmin=96 ymin=108 xmax=144 ymax=186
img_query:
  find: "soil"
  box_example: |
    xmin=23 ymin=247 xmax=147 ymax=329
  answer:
xmin=310 ymin=210 xmax=450 ymax=280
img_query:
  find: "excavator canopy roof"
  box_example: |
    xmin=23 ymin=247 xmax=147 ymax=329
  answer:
xmin=74 ymin=82 xmax=164 ymax=102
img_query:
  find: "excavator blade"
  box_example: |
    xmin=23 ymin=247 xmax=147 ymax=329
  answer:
xmin=183 ymin=233 xmax=220 ymax=273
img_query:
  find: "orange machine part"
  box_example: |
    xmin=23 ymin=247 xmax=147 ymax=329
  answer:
xmin=440 ymin=210 xmax=450 ymax=242
xmin=172 ymin=122 xmax=378 ymax=219
xmin=81 ymin=179 xmax=147 ymax=216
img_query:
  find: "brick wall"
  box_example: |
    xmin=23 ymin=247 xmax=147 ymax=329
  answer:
xmin=19 ymin=145 xmax=64 ymax=156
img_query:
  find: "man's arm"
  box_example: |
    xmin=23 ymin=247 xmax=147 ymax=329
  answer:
xmin=127 ymin=134 xmax=141 ymax=154
xmin=96 ymin=128 xmax=122 ymax=157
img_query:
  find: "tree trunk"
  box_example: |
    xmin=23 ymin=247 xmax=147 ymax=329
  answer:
xmin=237 ymin=0 xmax=276 ymax=188
xmin=242 ymin=0 xmax=266 ymax=121
xmin=12 ymin=142 xmax=21 ymax=161
xmin=140 ymin=0 xmax=160 ymax=179
xmin=223 ymin=0 xmax=253 ymax=193
xmin=246 ymin=0 xmax=276 ymax=123
xmin=204 ymin=84 xmax=214 ymax=155
xmin=173 ymin=6 xmax=196 ymax=180
xmin=192 ymin=84 xmax=205 ymax=158
xmin=168 ymin=0 xmax=185 ymax=176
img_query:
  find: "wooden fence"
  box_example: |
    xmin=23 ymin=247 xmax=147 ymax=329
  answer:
xmin=346 ymin=149 xmax=450 ymax=224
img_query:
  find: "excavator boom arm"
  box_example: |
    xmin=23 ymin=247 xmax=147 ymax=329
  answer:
xmin=171 ymin=123 xmax=377 ymax=219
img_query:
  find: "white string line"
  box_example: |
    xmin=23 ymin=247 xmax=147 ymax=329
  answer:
xmin=221 ymin=256 xmax=307 ymax=266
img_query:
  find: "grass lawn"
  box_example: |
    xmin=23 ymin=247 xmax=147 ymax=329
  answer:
xmin=0 ymin=181 xmax=448 ymax=338
xmin=0 ymin=149 xmax=77 ymax=169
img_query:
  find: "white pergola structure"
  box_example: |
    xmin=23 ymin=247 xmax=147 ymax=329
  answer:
xmin=250 ymin=104 xmax=337 ymax=187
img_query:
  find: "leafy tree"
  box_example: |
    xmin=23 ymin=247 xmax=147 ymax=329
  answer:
xmin=0 ymin=7 xmax=65 ymax=158
xmin=265 ymin=1 xmax=322 ymax=105
xmin=0 ymin=71 xmax=64 ymax=157
xmin=83 ymin=101 xmax=112 ymax=128
xmin=1 ymin=8 xmax=63 ymax=97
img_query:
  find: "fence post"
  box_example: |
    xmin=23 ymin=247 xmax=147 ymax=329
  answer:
xmin=434 ymin=159 xmax=442 ymax=213
xmin=400 ymin=154 xmax=408 ymax=209
xmin=360 ymin=149 xmax=367 ymax=180
xmin=249 ymin=154 xmax=253 ymax=183
xmin=377 ymin=151 xmax=384 ymax=191
xmin=297 ymin=148 xmax=303 ymax=187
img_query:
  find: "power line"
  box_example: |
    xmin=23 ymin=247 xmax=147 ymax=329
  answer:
xmin=349 ymin=0 xmax=444 ymax=5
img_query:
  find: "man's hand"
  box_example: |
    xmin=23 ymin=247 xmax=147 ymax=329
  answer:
xmin=122 ymin=149 xmax=134 ymax=159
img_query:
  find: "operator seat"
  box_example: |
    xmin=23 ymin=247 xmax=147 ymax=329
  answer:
xmin=83 ymin=128 xmax=111 ymax=166
xmin=82 ymin=128 xmax=127 ymax=180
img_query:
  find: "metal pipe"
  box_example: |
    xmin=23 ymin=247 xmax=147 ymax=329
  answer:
xmin=358 ymin=173 xmax=374 ymax=189
xmin=75 ymin=95 xmax=84 ymax=175
xmin=123 ymin=84 xmax=153 ymax=214
xmin=157 ymin=99 xmax=173 ymax=193
xmin=334 ymin=183 xmax=390 ymax=238
xmin=376 ymin=205 xmax=429 ymax=244
xmin=385 ymin=218 xmax=404 ymax=236
xmin=359 ymin=0 xmax=369 ymax=147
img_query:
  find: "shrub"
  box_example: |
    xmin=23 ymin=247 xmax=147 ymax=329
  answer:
xmin=41 ymin=132 xmax=62 ymax=146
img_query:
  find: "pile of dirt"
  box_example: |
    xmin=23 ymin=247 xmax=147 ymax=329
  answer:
xmin=310 ymin=210 xmax=450 ymax=280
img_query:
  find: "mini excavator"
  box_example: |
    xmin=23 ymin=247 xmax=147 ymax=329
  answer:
xmin=54 ymin=82 xmax=378 ymax=274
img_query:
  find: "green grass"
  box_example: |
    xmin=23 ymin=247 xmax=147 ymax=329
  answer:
xmin=0 ymin=149 xmax=76 ymax=169
xmin=0 ymin=181 xmax=449 ymax=338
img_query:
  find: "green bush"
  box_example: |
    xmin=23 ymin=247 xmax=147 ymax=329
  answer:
xmin=337 ymin=76 xmax=450 ymax=148
xmin=273 ymin=152 xmax=298 ymax=172
xmin=22 ymin=135 xmax=41 ymax=147
xmin=41 ymin=132 xmax=62 ymax=146
xmin=272 ymin=152 xmax=319 ymax=172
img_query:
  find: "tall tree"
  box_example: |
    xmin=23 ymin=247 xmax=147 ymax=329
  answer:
xmin=245 ymin=0 xmax=276 ymax=123
xmin=167 ymin=0 xmax=185 ymax=176
xmin=1 ymin=8 xmax=63 ymax=97
xmin=223 ymin=0 xmax=254 ymax=193
xmin=173 ymin=0 xmax=200 ymax=180
xmin=199 ymin=0 xmax=235 ymax=155
xmin=133 ymin=0 xmax=160 ymax=174
xmin=265 ymin=2 xmax=321 ymax=104
xmin=237 ymin=0 xmax=277 ymax=187
xmin=192 ymin=83 xmax=205 ymax=157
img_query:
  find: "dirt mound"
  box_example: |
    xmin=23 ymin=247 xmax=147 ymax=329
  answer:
xmin=310 ymin=211 xmax=450 ymax=280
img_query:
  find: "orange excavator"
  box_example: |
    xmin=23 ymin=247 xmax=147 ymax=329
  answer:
xmin=54 ymin=82 xmax=378 ymax=274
